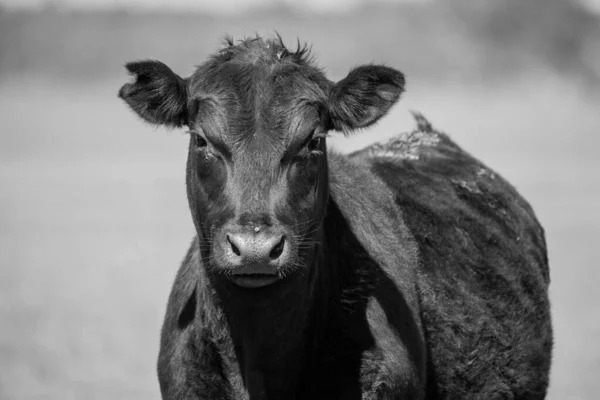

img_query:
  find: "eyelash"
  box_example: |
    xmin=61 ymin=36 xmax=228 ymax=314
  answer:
xmin=188 ymin=130 xmax=210 ymax=153
xmin=192 ymin=133 xmax=207 ymax=148
xmin=289 ymin=135 xmax=324 ymax=163
xmin=307 ymin=136 xmax=322 ymax=153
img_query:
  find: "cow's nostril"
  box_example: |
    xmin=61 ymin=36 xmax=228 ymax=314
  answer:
xmin=227 ymin=235 xmax=241 ymax=256
xmin=269 ymin=236 xmax=286 ymax=260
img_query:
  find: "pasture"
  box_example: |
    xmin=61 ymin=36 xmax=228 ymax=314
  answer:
xmin=0 ymin=7 xmax=599 ymax=399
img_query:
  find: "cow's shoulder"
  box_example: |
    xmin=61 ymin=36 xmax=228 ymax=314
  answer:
xmin=326 ymin=152 xmax=428 ymax=392
xmin=327 ymin=151 xmax=421 ymax=309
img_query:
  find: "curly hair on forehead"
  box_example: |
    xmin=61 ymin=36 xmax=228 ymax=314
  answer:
xmin=217 ymin=33 xmax=313 ymax=66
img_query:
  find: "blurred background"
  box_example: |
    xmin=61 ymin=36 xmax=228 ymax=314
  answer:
xmin=0 ymin=0 xmax=598 ymax=398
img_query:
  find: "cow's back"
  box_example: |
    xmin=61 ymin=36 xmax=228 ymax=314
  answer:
xmin=350 ymin=115 xmax=552 ymax=399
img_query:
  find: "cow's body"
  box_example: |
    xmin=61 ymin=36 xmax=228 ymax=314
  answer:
xmin=118 ymin=36 xmax=551 ymax=399
xmin=157 ymin=116 xmax=552 ymax=400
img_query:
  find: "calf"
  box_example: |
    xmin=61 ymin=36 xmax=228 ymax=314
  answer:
xmin=118 ymin=36 xmax=552 ymax=400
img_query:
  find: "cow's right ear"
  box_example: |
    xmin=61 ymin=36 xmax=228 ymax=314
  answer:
xmin=118 ymin=60 xmax=189 ymax=127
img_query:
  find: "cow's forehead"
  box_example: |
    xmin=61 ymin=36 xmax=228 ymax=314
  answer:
xmin=190 ymin=37 xmax=329 ymax=100
xmin=189 ymin=38 xmax=329 ymax=145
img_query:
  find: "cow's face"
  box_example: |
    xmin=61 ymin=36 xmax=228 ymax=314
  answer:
xmin=119 ymin=37 xmax=405 ymax=289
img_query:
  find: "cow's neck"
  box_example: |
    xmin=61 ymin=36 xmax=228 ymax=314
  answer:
xmin=207 ymin=231 xmax=330 ymax=399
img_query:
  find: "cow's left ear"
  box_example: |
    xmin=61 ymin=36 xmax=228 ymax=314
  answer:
xmin=328 ymin=65 xmax=405 ymax=132
xmin=118 ymin=60 xmax=189 ymax=127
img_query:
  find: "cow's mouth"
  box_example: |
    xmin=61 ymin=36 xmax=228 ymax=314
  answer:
xmin=227 ymin=274 xmax=280 ymax=288
xmin=227 ymin=264 xmax=281 ymax=288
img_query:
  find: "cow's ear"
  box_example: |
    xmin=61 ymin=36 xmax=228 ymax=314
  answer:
xmin=328 ymin=65 xmax=405 ymax=132
xmin=118 ymin=60 xmax=189 ymax=127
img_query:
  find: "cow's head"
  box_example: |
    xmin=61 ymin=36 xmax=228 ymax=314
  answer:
xmin=119 ymin=36 xmax=404 ymax=290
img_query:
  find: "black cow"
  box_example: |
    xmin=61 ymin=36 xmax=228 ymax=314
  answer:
xmin=118 ymin=36 xmax=552 ymax=400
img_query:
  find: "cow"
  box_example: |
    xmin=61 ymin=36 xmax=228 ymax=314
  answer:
xmin=118 ymin=36 xmax=553 ymax=400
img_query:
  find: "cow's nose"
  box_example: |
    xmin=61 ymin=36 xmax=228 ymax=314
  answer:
xmin=225 ymin=231 xmax=287 ymax=266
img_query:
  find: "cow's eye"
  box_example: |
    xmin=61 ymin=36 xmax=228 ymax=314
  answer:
xmin=307 ymin=136 xmax=321 ymax=152
xmin=193 ymin=133 xmax=207 ymax=148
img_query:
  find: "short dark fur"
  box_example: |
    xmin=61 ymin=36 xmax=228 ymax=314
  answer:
xmin=118 ymin=36 xmax=552 ymax=399
xmin=351 ymin=117 xmax=553 ymax=399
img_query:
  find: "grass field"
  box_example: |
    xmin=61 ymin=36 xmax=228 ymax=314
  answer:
xmin=1 ymin=73 xmax=598 ymax=399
